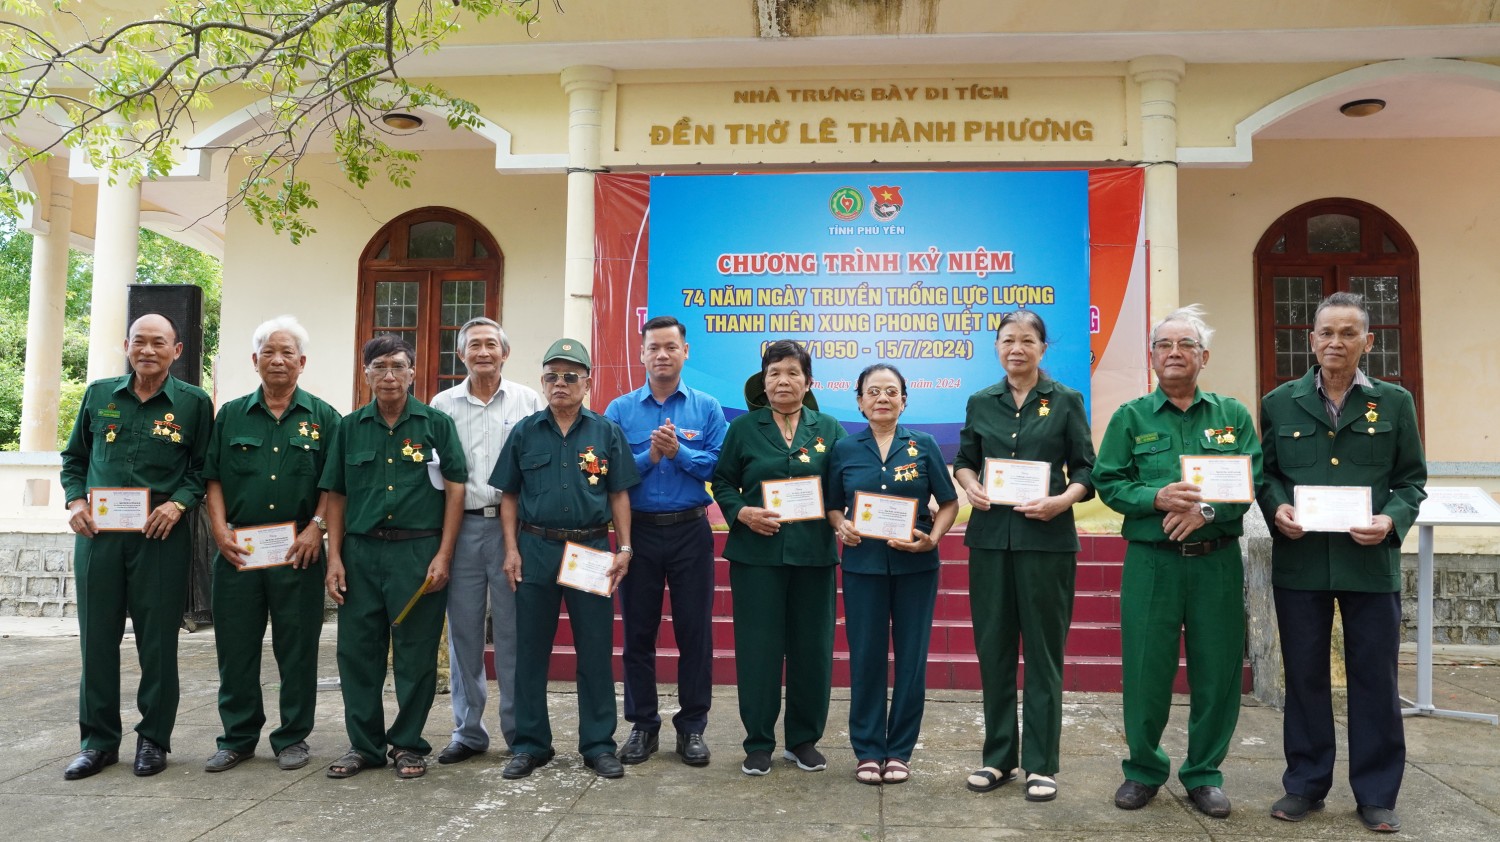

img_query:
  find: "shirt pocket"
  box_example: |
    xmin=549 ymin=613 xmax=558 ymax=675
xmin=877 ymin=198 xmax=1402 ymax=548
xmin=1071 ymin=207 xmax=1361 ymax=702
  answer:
xmin=284 ymin=434 xmax=320 ymax=477
xmin=344 ymin=450 xmax=377 ymax=485
xmin=1352 ymin=420 xmax=1396 ymax=466
xmin=227 ymin=435 xmax=264 ymax=476
xmin=519 ymin=449 xmax=554 ymax=498
xmin=1274 ymin=424 xmax=1318 ymax=469
xmin=1130 ymin=435 xmax=1176 ymax=482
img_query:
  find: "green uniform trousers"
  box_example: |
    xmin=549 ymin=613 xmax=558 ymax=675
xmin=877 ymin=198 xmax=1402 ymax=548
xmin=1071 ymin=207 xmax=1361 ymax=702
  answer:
xmin=1120 ymin=541 xmax=1245 ymax=789
xmin=75 ymin=529 xmax=191 ymax=752
xmin=970 ymin=548 xmax=1076 ymax=774
xmin=844 ymin=568 xmax=938 ymax=763
xmin=512 ymin=533 xmax=618 ymax=760
xmin=211 ymin=553 xmax=325 ymax=754
xmin=729 ymin=562 xmax=835 ymax=754
xmin=336 ymin=534 xmax=447 ymax=763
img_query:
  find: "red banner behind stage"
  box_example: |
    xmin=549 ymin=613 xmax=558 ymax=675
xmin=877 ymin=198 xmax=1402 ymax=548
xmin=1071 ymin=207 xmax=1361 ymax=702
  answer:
xmin=592 ymin=169 xmax=1148 ymax=428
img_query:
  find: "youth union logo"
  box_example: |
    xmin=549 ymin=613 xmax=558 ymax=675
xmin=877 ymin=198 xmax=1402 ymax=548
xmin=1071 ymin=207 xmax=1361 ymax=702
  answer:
xmin=869 ymin=185 xmax=904 ymax=221
xmin=829 ymin=187 xmax=864 ymax=221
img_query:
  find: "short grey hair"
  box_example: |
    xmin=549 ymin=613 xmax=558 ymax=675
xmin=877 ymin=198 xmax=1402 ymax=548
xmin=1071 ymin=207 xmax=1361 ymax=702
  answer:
xmin=1150 ymin=303 xmax=1215 ymax=350
xmin=1314 ymin=291 xmax=1370 ymax=333
xmin=456 ymin=317 xmax=509 ymax=355
xmin=251 ymin=315 xmax=309 ymax=354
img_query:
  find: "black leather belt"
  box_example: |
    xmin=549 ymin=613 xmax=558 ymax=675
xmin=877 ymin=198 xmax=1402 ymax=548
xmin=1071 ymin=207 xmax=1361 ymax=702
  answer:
xmin=1148 ymin=535 xmax=1237 ymax=557
xmin=363 ymin=528 xmax=441 ymax=542
xmin=632 ymin=507 xmax=706 ymax=526
xmin=464 ymin=506 xmax=499 ymax=518
xmin=520 ymin=522 xmax=608 ymax=542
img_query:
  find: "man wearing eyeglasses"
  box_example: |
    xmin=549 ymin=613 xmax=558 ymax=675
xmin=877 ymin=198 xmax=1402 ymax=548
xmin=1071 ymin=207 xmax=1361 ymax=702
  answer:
xmin=1094 ymin=305 xmax=1262 ymax=820
xmin=318 ymin=335 xmax=468 ymax=779
xmin=429 ymin=318 xmax=542 ymax=767
xmin=490 ymin=338 xmax=641 ymax=780
xmin=1257 ymin=292 xmax=1425 ymax=834
xmin=603 ymin=316 xmax=726 ymax=768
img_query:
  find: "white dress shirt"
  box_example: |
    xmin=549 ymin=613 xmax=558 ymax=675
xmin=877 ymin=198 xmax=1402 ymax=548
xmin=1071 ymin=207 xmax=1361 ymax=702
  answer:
xmin=431 ymin=377 xmax=544 ymax=509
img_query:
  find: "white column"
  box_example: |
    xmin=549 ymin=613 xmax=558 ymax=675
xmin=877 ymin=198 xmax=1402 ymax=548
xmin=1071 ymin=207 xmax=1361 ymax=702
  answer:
xmin=559 ymin=65 xmax=614 ymax=388
xmin=86 ymin=170 xmax=142 ymax=381
xmin=20 ymin=160 xmax=74 ymax=451
xmin=1128 ymin=56 xmax=1186 ymax=326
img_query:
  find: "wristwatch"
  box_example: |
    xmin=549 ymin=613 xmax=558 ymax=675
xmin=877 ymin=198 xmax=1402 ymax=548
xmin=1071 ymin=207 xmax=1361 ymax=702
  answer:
xmin=1198 ymin=502 xmax=1216 ymax=523
xmin=312 ymin=515 xmax=327 ymax=532
xmin=617 ymin=545 xmax=634 ymax=556
xmin=171 ymin=501 xmax=187 ymax=513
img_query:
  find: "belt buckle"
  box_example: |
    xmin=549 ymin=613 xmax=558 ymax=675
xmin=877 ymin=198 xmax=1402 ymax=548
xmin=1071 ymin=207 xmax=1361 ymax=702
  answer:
xmin=483 ymin=506 xmax=498 ymax=518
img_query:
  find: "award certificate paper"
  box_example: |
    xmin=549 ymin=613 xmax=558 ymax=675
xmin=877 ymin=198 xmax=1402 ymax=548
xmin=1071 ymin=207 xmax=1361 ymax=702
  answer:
xmin=90 ymin=487 xmax=149 ymax=531
xmin=983 ymin=458 xmax=1050 ymax=505
xmin=234 ymin=522 xmax=298 ymax=570
xmin=1295 ymin=485 xmax=1374 ymax=532
xmin=762 ymin=477 xmax=825 ymax=522
xmin=1180 ymin=455 xmax=1255 ymax=503
xmin=852 ymin=492 xmax=918 ymax=540
xmin=557 ymin=541 xmax=614 ymax=596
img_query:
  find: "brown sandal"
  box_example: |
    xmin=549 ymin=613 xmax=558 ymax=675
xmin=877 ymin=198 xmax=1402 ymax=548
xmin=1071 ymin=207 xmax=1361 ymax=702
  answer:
xmin=327 ymin=749 xmax=379 ymax=778
xmin=391 ymin=748 xmax=427 ymax=779
xmin=882 ymin=758 xmax=911 ymax=784
xmin=855 ymin=759 xmax=883 ymax=785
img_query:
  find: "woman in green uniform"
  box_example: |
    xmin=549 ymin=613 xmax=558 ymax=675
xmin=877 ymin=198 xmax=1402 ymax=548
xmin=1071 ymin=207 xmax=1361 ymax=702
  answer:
xmin=826 ymin=364 xmax=958 ymax=785
xmin=952 ymin=311 xmax=1095 ymax=802
xmin=711 ymin=340 xmax=847 ymax=777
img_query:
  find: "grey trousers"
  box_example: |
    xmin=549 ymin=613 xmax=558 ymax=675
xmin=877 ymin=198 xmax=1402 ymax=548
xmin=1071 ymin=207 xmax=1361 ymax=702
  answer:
xmin=445 ymin=513 xmax=518 ymax=751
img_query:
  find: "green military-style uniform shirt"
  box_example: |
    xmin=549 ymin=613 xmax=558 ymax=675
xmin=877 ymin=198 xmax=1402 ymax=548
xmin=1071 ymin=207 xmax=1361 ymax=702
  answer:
xmin=712 ymin=406 xmax=848 ymax=567
xmin=1257 ymin=367 xmax=1426 ymax=592
xmin=953 ymin=375 xmax=1095 ymax=552
xmin=489 ymin=407 xmax=641 ymax=535
xmin=1094 ymin=387 xmax=1262 ymax=541
xmin=319 ymin=397 xmax=468 ymax=532
xmin=61 ymin=374 xmax=213 ymax=509
xmin=204 ymin=386 xmax=343 ymax=526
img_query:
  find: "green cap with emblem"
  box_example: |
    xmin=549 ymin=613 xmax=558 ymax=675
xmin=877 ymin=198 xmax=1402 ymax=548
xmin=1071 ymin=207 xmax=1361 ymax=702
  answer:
xmin=542 ymin=338 xmax=591 ymax=372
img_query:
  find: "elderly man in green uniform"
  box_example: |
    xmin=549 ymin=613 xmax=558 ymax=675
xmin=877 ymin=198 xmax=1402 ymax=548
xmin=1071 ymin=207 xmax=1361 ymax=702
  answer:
xmin=320 ymin=335 xmax=467 ymax=779
xmin=1095 ymin=305 xmax=1261 ymax=819
xmin=201 ymin=316 xmax=341 ymax=773
xmin=60 ymin=313 xmax=214 ymax=780
xmin=491 ymin=338 xmax=640 ymax=781
xmin=1258 ymin=292 xmax=1426 ymax=834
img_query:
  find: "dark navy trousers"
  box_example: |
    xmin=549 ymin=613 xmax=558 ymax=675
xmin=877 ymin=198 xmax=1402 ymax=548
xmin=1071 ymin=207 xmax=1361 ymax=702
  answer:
xmin=619 ymin=516 xmax=715 ymax=735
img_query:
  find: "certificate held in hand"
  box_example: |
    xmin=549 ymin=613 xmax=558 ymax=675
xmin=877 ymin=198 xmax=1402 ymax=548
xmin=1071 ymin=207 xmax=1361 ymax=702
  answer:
xmin=233 ymin=522 xmax=298 ymax=570
xmin=1294 ymin=485 xmax=1374 ymax=532
xmin=90 ymin=487 xmax=149 ymax=531
xmin=852 ymin=492 xmax=918 ymax=540
xmin=762 ymin=477 xmax=825 ymax=522
xmin=557 ymin=541 xmax=615 ymax=596
xmin=983 ymin=458 xmax=1049 ymax=506
xmin=1180 ymin=455 xmax=1254 ymax=503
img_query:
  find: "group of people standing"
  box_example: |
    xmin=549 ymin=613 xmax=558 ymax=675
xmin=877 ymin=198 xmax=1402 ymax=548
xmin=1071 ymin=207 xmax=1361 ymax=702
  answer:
xmin=58 ymin=291 xmax=1423 ymax=834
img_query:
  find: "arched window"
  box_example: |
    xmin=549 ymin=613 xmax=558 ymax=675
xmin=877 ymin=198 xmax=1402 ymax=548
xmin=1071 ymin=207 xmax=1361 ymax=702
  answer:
xmin=1255 ymin=198 xmax=1422 ymax=426
xmin=356 ymin=207 xmax=503 ymax=404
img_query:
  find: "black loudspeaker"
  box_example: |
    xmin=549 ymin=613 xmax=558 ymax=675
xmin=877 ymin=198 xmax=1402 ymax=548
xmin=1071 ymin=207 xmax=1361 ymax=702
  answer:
xmin=126 ymin=284 xmax=204 ymax=386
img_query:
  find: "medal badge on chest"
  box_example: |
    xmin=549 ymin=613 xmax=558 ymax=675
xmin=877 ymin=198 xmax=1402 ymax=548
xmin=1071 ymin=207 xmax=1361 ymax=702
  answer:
xmin=1038 ymin=398 xmax=1050 ymax=417
xmin=579 ymin=446 xmax=608 ymax=484
xmin=105 ymin=424 xmax=117 ymax=443
xmin=798 ymin=447 xmax=811 ymax=463
xmin=814 ymin=437 xmax=826 ymax=453
xmin=1365 ymin=402 xmax=1379 ymax=423
xmin=906 ymin=439 xmax=918 ymax=457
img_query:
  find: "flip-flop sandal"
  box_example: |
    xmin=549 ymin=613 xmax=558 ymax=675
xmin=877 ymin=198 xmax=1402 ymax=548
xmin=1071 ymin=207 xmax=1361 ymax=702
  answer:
xmin=882 ymin=758 xmax=911 ymax=784
xmin=391 ymin=748 xmax=427 ymax=779
xmin=326 ymin=749 xmax=379 ymax=779
xmin=1025 ymin=773 xmax=1058 ymax=802
xmin=855 ymin=759 xmax=883 ymax=785
xmin=966 ymin=766 xmax=1017 ymax=793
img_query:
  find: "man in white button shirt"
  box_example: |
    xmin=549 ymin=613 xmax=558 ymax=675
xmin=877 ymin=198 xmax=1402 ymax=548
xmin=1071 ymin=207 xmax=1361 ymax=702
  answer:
xmin=430 ymin=317 xmax=543 ymax=764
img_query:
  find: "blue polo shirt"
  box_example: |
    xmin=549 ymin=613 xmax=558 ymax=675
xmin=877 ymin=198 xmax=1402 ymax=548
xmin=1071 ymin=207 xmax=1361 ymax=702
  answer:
xmin=604 ymin=381 xmax=726 ymax=513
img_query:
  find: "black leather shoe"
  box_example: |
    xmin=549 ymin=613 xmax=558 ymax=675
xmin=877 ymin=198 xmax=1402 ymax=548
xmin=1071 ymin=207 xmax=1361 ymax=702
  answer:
xmin=63 ymin=749 xmax=118 ymax=780
xmin=437 ymin=741 xmax=484 ymax=765
xmin=675 ymin=732 xmax=710 ymax=766
xmin=1271 ymin=792 xmax=1325 ymax=822
xmin=585 ymin=751 xmax=625 ymax=779
xmin=501 ymin=749 xmax=554 ymax=780
xmin=1189 ymin=785 xmax=1232 ymax=818
xmin=619 ymin=729 xmax=659 ymax=765
xmin=1114 ymin=779 xmax=1159 ymax=810
xmin=134 ymin=736 xmax=167 ymax=777
xmin=204 ymin=748 xmax=252 ymax=773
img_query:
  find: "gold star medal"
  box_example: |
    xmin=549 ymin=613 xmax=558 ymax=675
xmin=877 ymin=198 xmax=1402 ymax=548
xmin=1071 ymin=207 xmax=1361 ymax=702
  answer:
xmin=412 ymin=450 xmax=424 ymax=463
xmin=1365 ymin=402 xmax=1379 ymax=423
xmin=1038 ymin=398 xmax=1050 ymax=417
xmin=588 ymin=475 xmax=599 ymax=485
xmin=798 ymin=447 xmax=811 ymax=463
xmin=814 ymin=437 xmax=826 ymax=453
xmin=403 ymin=446 xmax=414 ymax=456
xmin=907 ymin=439 xmax=918 ymax=457
xmin=105 ymin=424 xmax=117 ymax=443
xmin=171 ymin=431 xmax=182 ymax=443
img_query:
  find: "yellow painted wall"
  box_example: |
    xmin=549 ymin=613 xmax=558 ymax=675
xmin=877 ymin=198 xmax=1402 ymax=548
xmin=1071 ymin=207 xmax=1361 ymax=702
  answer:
xmin=217 ymin=149 xmax=567 ymax=413
xmin=1179 ymin=137 xmax=1500 ymax=464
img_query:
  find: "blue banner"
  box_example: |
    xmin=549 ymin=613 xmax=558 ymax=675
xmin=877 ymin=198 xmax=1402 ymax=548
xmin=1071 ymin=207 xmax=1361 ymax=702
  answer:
xmin=647 ymin=171 xmax=1091 ymax=451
